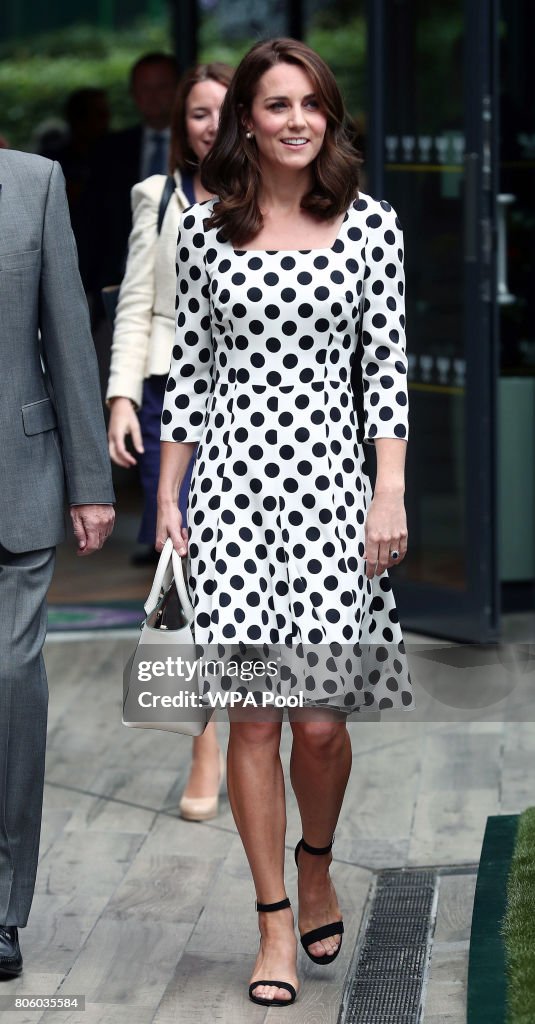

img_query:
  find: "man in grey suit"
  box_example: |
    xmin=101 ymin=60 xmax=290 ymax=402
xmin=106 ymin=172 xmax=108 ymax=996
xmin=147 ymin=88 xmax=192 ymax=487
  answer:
xmin=0 ymin=149 xmax=115 ymax=978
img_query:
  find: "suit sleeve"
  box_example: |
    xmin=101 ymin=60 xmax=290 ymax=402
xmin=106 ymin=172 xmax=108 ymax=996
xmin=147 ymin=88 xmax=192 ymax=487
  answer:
xmin=160 ymin=207 xmax=214 ymax=442
xmin=39 ymin=161 xmax=115 ymax=504
xmin=106 ymin=181 xmax=159 ymax=408
xmin=360 ymin=200 xmax=409 ymax=445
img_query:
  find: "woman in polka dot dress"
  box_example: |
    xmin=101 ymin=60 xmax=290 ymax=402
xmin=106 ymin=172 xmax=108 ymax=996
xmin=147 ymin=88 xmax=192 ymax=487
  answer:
xmin=157 ymin=38 xmax=413 ymax=1008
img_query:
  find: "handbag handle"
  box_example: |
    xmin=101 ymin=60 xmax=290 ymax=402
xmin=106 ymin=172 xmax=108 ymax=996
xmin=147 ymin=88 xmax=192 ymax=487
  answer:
xmin=171 ymin=548 xmax=195 ymax=622
xmin=144 ymin=538 xmax=173 ymax=614
xmin=144 ymin=538 xmax=194 ymax=622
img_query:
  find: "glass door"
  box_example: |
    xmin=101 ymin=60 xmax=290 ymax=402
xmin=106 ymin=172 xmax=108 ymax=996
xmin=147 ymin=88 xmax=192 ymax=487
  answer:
xmin=364 ymin=0 xmax=499 ymax=641
xmin=496 ymin=0 xmax=535 ymax=612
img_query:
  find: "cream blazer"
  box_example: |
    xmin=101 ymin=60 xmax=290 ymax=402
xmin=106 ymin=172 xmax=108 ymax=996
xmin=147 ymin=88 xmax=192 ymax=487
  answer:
xmin=106 ymin=170 xmax=190 ymax=409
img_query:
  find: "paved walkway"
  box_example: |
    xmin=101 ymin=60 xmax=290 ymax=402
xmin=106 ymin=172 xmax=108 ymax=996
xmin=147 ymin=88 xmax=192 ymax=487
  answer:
xmin=1 ymin=625 xmax=534 ymax=1023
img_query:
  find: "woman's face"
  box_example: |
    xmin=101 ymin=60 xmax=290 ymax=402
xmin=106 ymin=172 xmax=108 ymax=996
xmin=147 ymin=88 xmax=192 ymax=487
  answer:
xmin=245 ymin=62 xmax=327 ymax=175
xmin=185 ymin=79 xmax=228 ymax=163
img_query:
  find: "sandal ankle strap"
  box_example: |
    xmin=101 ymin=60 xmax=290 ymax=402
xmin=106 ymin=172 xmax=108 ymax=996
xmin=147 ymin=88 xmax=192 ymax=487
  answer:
xmin=300 ymin=833 xmax=335 ymax=856
xmin=255 ymin=896 xmax=291 ymax=912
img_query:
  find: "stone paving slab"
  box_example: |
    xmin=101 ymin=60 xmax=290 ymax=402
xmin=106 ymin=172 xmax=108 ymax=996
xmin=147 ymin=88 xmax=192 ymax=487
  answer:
xmin=0 ymin=636 xmax=524 ymax=1022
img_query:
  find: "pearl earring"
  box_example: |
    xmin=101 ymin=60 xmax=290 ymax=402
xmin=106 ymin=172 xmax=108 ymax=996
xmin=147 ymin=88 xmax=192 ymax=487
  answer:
xmin=245 ymin=130 xmax=253 ymax=139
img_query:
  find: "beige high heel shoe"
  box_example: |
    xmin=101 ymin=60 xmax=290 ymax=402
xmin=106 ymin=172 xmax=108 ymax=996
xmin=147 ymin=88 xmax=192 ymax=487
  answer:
xmin=179 ymin=748 xmax=225 ymax=821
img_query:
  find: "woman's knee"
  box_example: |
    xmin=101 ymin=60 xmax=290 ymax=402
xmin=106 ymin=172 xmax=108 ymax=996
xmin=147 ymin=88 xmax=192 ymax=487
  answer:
xmin=229 ymin=719 xmax=282 ymax=749
xmin=291 ymin=718 xmax=347 ymax=756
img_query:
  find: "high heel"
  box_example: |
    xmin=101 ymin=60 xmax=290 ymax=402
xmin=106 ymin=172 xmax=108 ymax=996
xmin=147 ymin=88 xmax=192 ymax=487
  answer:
xmin=294 ymin=835 xmax=344 ymax=964
xmin=249 ymin=897 xmax=298 ymax=1007
xmin=179 ymin=748 xmax=225 ymax=821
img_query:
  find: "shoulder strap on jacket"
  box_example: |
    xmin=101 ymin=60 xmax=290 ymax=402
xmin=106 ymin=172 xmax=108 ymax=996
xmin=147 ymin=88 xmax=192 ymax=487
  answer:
xmin=157 ymin=175 xmax=176 ymax=235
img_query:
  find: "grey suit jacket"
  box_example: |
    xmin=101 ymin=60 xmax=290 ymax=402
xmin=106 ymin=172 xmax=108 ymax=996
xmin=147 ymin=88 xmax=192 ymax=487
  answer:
xmin=0 ymin=150 xmax=114 ymax=553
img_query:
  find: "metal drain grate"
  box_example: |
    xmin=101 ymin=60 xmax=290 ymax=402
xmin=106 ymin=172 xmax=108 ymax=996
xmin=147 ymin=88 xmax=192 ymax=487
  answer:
xmin=340 ymin=869 xmax=437 ymax=1024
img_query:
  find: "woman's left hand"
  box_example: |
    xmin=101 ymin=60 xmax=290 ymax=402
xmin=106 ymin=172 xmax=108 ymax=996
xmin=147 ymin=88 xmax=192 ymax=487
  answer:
xmin=363 ymin=491 xmax=408 ymax=579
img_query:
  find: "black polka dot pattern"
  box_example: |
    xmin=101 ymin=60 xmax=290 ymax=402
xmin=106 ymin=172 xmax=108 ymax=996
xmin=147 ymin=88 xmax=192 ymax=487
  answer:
xmin=161 ymin=194 xmax=413 ymax=713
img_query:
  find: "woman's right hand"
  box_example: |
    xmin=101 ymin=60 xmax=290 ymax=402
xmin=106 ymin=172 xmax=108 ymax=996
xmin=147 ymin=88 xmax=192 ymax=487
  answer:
xmin=156 ymin=500 xmax=188 ymax=556
xmin=108 ymin=397 xmax=144 ymax=467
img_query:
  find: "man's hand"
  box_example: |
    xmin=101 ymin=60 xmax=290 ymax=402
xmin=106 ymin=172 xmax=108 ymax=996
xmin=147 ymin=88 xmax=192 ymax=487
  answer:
xmin=70 ymin=504 xmax=115 ymax=556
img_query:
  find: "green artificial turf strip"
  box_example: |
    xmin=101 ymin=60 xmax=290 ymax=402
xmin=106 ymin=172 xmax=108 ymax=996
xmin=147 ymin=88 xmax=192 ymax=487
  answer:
xmin=501 ymin=807 xmax=535 ymax=1024
xmin=467 ymin=815 xmax=519 ymax=1024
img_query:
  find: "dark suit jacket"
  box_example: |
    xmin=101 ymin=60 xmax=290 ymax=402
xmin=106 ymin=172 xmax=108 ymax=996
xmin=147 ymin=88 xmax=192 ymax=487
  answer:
xmin=0 ymin=150 xmax=114 ymax=552
xmin=78 ymin=124 xmax=144 ymax=292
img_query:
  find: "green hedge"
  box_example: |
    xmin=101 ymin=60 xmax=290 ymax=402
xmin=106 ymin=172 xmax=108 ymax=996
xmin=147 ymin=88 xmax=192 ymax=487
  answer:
xmin=197 ymin=13 xmax=367 ymax=120
xmin=0 ymin=15 xmax=367 ymax=153
xmin=0 ymin=20 xmax=170 ymax=150
xmin=501 ymin=807 xmax=535 ymax=1024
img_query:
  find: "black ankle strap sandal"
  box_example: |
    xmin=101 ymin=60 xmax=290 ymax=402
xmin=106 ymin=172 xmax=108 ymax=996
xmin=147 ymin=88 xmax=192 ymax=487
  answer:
xmin=255 ymin=896 xmax=291 ymax=913
xmin=249 ymin=896 xmax=297 ymax=1007
xmin=294 ymin=835 xmax=344 ymax=965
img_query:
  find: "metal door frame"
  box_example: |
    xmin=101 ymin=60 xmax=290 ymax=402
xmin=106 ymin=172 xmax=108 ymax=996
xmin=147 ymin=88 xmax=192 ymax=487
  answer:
xmin=366 ymin=0 xmax=500 ymax=641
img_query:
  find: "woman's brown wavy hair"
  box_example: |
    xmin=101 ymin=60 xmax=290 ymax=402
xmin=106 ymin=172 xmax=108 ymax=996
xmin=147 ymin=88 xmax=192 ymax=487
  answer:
xmin=201 ymin=38 xmax=361 ymax=246
xmin=169 ymin=62 xmax=234 ymax=174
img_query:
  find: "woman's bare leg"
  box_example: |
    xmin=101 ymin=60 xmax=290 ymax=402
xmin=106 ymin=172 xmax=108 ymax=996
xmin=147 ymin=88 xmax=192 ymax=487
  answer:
xmin=289 ymin=714 xmax=352 ymax=959
xmin=181 ymin=721 xmax=222 ymax=799
xmin=227 ymin=711 xmax=298 ymax=1003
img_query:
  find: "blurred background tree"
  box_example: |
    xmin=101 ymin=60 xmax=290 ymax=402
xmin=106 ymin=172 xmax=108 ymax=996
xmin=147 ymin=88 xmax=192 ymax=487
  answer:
xmin=0 ymin=20 xmax=169 ymax=151
xmin=0 ymin=0 xmax=368 ymax=152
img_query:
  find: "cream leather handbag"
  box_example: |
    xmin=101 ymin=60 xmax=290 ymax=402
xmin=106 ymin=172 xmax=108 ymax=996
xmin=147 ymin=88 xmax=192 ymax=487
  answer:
xmin=123 ymin=538 xmax=208 ymax=735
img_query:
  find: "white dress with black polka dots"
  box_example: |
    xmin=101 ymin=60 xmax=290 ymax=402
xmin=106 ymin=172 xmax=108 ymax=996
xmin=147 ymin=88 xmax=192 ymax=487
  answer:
xmin=161 ymin=193 xmax=414 ymax=713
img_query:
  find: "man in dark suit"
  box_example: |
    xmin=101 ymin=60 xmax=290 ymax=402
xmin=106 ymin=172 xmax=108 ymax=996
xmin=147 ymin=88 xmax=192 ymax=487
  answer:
xmin=42 ymin=88 xmax=111 ymax=273
xmin=0 ymin=149 xmax=115 ymax=977
xmin=80 ymin=52 xmax=179 ymax=293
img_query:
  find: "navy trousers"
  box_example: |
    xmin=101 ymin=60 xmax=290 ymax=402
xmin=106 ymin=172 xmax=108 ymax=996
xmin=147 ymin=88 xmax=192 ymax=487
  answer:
xmin=137 ymin=374 xmax=196 ymax=544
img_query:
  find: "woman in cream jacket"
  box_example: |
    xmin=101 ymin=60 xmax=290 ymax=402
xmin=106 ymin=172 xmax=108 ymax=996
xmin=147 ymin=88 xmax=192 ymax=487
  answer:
xmin=107 ymin=62 xmax=233 ymax=820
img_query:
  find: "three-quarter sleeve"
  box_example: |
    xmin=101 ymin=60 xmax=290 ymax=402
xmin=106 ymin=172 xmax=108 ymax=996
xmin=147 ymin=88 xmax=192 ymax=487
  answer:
xmin=360 ymin=200 xmax=409 ymax=445
xmin=160 ymin=206 xmax=214 ymax=442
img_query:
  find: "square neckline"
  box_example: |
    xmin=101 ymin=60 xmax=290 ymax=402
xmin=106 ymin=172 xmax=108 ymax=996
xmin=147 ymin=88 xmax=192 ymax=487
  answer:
xmin=229 ymin=208 xmax=350 ymax=256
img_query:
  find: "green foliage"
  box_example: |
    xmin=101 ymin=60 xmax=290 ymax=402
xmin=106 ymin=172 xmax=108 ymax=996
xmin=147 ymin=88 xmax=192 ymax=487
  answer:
xmin=198 ymin=13 xmax=367 ymax=116
xmin=1 ymin=11 xmax=367 ymax=152
xmin=307 ymin=18 xmax=367 ymax=117
xmin=198 ymin=13 xmax=252 ymax=69
xmin=501 ymin=807 xmax=535 ymax=1023
xmin=0 ymin=18 xmax=170 ymax=150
